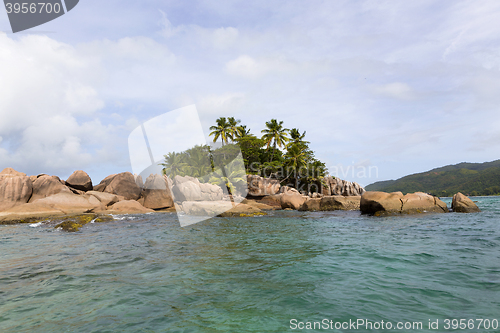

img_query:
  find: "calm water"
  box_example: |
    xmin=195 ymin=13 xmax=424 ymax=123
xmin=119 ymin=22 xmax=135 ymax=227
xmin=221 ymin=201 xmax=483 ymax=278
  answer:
xmin=1 ymin=197 xmax=499 ymax=332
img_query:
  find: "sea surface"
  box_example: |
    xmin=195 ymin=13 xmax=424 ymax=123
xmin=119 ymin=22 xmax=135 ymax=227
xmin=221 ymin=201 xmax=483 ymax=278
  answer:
xmin=1 ymin=197 xmax=499 ymax=332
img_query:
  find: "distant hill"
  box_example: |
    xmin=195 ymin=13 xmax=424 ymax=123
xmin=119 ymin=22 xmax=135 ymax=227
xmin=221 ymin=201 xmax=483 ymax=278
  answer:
xmin=365 ymin=160 xmax=500 ymax=196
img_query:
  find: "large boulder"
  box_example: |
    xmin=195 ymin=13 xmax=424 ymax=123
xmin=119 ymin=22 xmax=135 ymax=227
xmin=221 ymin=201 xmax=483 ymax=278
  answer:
xmin=171 ymin=175 xmax=222 ymax=202
xmin=199 ymin=182 xmax=224 ymax=201
xmin=0 ymin=167 xmax=26 ymax=177
xmin=280 ymin=192 xmax=307 ymax=210
xmin=322 ymin=176 xmax=366 ymax=196
xmin=321 ymin=196 xmax=361 ymax=211
xmin=93 ymin=174 xmax=116 ymax=192
xmin=65 ymin=170 xmax=93 ymax=192
xmin=361 ymin=191 xmax=448 ymax=215
xmin=452 ymin=192 xmax=481 ymax=213
xmin=25 ymin=192 xmax=103 ymax=214
xmin=29 ymin=175 xmax=72 ymax=202
xmin=247 ymin=175 xmax=280 ymax=196
xmin=0 ymin=169 xmax=33 ymax=208
xmin=172 ymin=180 xmax=202 ymax=201
xmin=141 ymin=174 xmax=174 ymax=210
xmin=299 ymin=198 xmax=321 ymax=211
xmin=108 ymin=200 xmax=154 ymax=213
xmin=401 ymin=192 xmax=448 ymax=214
xmin=299 ymin=196 xmax=361 ymax=211
xmin=94 ymin=172 xmax=141 ymax=200
xmin=254 ymin=194 xmax=283 ymax=208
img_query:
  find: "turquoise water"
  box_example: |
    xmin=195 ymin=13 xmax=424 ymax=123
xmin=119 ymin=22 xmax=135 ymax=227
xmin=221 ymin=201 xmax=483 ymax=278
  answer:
xmin=1 ymin=197 xmax=499 ymax=332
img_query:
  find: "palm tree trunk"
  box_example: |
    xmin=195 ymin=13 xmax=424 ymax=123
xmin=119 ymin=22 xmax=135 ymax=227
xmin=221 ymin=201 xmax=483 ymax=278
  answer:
xmin=295 ymin=169 xmax=299 ymax=190
xmin=271 ymin=140 xmax=276 ymax=162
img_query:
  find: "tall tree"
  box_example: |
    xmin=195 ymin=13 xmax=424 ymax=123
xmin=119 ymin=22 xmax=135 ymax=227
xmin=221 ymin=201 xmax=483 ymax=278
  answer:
xmin=161 ymin=152 xmax=188 ymax=178
xmin=227 ymin=117 xmax=241 ymax=142
xmin=288 ymin=128 xmax=309 ymax=146
xmin=184 ymin=145 xmax=212 ymax=178
xmin=209 ymin=117 xmax=231 ymax=146
xmin=261 ymin=119 xmax=289 ymax=162
xmin=283 ymin=143 xmax=309 ymax=190
xmin=234 ymin=125 xmax=252 ymax=139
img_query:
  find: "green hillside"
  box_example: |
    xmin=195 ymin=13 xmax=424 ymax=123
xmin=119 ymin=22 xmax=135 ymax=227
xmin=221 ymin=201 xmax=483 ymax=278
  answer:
xmin=366 ymin=160 xmax=500 ymax=197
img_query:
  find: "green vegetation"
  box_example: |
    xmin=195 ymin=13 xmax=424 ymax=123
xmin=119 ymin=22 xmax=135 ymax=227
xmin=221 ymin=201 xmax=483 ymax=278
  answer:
xmin=161 ymin=117 xmax=328 ymax=193
xmin=365 ymin=160 xmax=500 ymax=196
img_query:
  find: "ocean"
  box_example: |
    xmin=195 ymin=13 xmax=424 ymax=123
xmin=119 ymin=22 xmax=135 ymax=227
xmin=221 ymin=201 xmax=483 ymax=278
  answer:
xmin=1 ymin=197 xmax=499 ymax=332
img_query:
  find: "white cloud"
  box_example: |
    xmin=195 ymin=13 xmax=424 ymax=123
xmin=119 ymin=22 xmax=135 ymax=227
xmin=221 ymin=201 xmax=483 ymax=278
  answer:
xmin=2 ymin=0 xmax=500 ymax=185
xmin=212 ymin=27 xmax=239 ymax=48
xmin=371 ymin=82 xmax=415 ymax=100
xmin=225 ymin=55 xmax=294 ymax=79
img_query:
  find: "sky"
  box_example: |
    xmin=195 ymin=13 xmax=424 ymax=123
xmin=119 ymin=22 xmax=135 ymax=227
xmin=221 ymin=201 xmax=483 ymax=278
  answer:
xmin=1 ymin=0 xmax=500 ymax=186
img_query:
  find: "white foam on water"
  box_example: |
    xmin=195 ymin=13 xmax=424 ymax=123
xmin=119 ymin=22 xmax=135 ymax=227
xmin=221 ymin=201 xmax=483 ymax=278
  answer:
xmin=29 ymin=222 xmax=43 ymax=228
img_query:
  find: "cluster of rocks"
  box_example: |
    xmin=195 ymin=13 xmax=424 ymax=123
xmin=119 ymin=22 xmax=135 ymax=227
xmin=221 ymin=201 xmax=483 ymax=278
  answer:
xmin=0 ymin=168 xmax=171 ymax=222
xmin=0 ymin=168 xmax=481 ymax=225
xmin=359 ymin=191 xmax=480 ymax=215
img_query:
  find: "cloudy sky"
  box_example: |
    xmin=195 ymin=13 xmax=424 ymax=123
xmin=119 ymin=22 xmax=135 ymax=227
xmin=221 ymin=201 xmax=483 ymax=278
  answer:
xmin=1 ymin=0 xmax=500 ymax=186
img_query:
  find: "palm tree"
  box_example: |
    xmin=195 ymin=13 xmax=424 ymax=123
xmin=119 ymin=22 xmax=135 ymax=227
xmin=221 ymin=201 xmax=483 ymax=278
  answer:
xmin=227 ymin=117 xmax=241 ymax=142
xmin=234 ymin=125 xmax=252 ymax=139
xmin=283 ymin=143 xmax=309 ymax=189
xmin=209 ymin=117 xmax=231 ymax=146
xmin=209 ymin=159 xmax=247 ymax=198
xmin=288 ymin=128 xmax=309 ymax=146
xmin=261 ymin=119 xmax=289 ymax=162
xmin=184 ymin=145 xmax=212 ymax=178
xmin=161 ymin=152 xmax=188 ymax=178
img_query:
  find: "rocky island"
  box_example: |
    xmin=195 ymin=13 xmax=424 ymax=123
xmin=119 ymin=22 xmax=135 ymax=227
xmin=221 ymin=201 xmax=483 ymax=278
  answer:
xmin=0 ymin=117 xmax=481 ymax=229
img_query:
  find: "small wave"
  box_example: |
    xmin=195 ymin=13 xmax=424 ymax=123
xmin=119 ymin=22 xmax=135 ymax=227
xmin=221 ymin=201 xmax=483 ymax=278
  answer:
xmin=29 ymin=222 xmax=43 ymax=228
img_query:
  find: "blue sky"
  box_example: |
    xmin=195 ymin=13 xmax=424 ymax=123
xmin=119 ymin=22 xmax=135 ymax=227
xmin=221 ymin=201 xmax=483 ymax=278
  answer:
xmin=1 ymin=0 xmax=500 ymax=186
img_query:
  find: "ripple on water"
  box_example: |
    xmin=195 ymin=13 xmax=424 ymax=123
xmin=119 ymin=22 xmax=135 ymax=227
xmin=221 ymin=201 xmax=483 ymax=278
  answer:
xmin=0 ymin=197 xmax=499 ymax=332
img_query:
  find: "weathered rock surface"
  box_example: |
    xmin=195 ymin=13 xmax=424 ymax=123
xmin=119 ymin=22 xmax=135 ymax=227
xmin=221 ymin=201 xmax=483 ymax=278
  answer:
xmin=299 ymin=198 xmax=321 ymax=211
xmin=321 ymin=196 xmax=361 ymax=211
xmin=109 ymin=200 xmax=154 ymax=213
xmin=199 ymin=183 xmax=224 ymax=201
xmin=134 ymin=174 xmax=144 ymax=189
xmin=173 ymin=180 xmax=202 ymax=201
xmin=0 ymin=167 xmax=26 ymax=177
xmin=0 ymin=203 xmax=65 ymax=221
xmin=87 ymin=191 xmax=120 ymax=207
xmin=360 ymin=191 xmax=448 ymax=215
xmin=141 ymin=174 xmax=174 ymax=209
xmin=94 ymin=172 xmax=141 ymax=200
xmin=254 ymin=194 xmax=283 ymax=208
xmin=65 ymin=170 xmax=93 ymax=192
xmin=29 ymin=175 xmax=72 ymax=202
xmin=180 ymin=201 xmax=261 ymax=216
xmin=322 ymin=177 xmax=366 ymax=196
xmin=299 ymin=196 xmax=361 ymax=211
xmin=171 ymin=175 xmax=223 ymax=202
xmin=19 ymin=192 xmax=103 ymax=215
xmin=280 ymin=192 xmax=307 ymax=210
xmin=0 ymin=171 xmax=33 ymax=206
xmin=452 ymin=192 xmax=481 ymax=213
xmin=247 ymin=175 xmax=280 ymax=196
xmin=93 ymin=174 xmax=116 ymax=191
